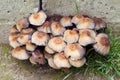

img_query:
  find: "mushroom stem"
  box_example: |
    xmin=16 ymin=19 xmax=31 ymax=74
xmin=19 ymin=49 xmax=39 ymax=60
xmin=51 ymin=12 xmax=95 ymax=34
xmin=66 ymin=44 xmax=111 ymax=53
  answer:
xmin=39 ymin=0 xmax=42 ymax=11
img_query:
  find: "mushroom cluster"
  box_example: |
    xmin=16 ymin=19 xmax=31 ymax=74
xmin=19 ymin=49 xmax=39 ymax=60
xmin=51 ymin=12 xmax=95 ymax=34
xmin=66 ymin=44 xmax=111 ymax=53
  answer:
xmin=9 ymin=10 xmax=110 ymax=69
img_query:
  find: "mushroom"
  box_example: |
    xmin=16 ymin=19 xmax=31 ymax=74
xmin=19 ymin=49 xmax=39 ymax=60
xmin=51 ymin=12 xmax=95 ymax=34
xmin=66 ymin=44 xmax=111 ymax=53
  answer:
xmin=69 ymin=57 xmax=86 ymax=68
xmin=31 ymin=31 xmax=49 ymax=46
xmin=53 ymin=52 xmax=71 ymax=68
xmin=9 ymin=33 xmax=20 ymax=41
xmin=93 ymin=17 xmax=106 ymax=31
xmin=12 ymin=47 xmax=30 ymax=60
xmin=29 ymin=10 xmax=47 ymax=26
xmin=78 ymin=29 xmax=96 ymax=46
xmin=9 ymin=38 xmax=22 ymax=48
xmin=45 ymin=45 xmax=55 ymax=54
xmin=48 ymin=37 xmax=66 ymax=52
xmin=51 ymin=21 xmax=65 ymax=36
xmin=60 ymin=16 xmax=72 ymax=27
xmin=29 ymin=49 xmax=46 ymax=64
xmin=21 ymin=28 xmax=35 ymax=34
xmin=44 ymin=51 xmax=52 ymax=59
xmin=16 ymin=18 xmax=29 ymax=31
xmin=17 ymin=33 xmax=31 ymax=45
xmin=93 ymin=33 xmax=110 ymax=55
xmin=48 ymin=57 xmax=60 ymax=69
xmin=63 ymin=30 xmax=79 ymax=43
xmin=77 ymin=17 xmax=95 ymax=29
xmin=64 ymin=43 xmax=85 ymax=60
xmin=26 ymin=41 xmax=37 ymax=51
xmin=71 ymin=15 xmax=84 ymax=25
xmin=37 ymin=21 xmax=51 ymax=33
xmin=10 ymin=25 xmax=19 ymax=33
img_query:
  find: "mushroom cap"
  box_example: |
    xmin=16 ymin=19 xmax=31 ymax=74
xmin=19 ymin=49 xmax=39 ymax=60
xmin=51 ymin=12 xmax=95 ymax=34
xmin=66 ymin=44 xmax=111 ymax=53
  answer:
xmin=16 ymin=18 xmax=29 ymax=31
xmin=69 ymin=57 xmax=86 ymax=68
xmin=64 ymin=43 xmax=85 ymax=60
xmin=48 ymin=57 xmax=60 ymax=69
xmin=51 ymin=21 xmax=65 ymax=36
xmin=93 ymin=17 xmax=106 ymax=30
xmin=77 ymin=17 xmax=95 ymax=29
xmin=53 ymin=52 xmax=71 ymax=68
xmin=31 ymin=31 xmax=49 ymax=46
xmin=78 ymin=29 xmax=96 ymax=46
xmin=21 ymin=28 xmax=35 ymax=34
xmin=63 ymin=30 xmax=79 ymax=43
xmin=60 ymin=16 xmax=72 ymax=27
xmin=93 ymin=33 xmax=110 ymax=55
xmin=12 ymin=47 xmax=30 ymax=60
xmin=44 ymin=51 xmax=52 ymax=59
xmin=26 ymin=41 xmax=36 ymax=51
xmin=29 ymin=10 xmax=47 ymax=26
xmin=17 ymin=33 xmax=31 ymax=45
xmin=9 ymin=33 xmax=20 ymax=41
xmin=45 ymin=45 xmax=55 ymax=54
xmin=48 ymin=37 xmax=66 ymax=52
xmin=37 ymin=21 xmax=51 ymax=33
xmin=10 ymin=25 xmax=19 ymax=33
xmin=71 ymin=15 xmax=84 ymax=25
xmin=9 ymin=38 xmax=21 ymax=48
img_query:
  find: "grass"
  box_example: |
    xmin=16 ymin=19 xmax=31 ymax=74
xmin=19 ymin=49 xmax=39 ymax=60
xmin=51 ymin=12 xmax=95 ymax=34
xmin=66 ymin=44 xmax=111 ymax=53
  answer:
xmin=61 ymin=30 xmax=120 ymax=80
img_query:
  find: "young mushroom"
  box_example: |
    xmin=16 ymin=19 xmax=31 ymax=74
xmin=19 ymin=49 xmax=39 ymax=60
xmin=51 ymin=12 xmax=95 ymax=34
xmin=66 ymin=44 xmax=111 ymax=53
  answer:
xmin=77 ymin=17 xmax=95 ymax=29
xmin=9 ymin=38 xmax=22 ymax=48
xmin=53 ymin=52 xmax=71 ymax=68
xmin=31 ymin=31 xmax=49 ymax=46
xmin=10 ymin=25 xmax=19 ymax=33
xmin=26 ymin=41 xmax=37 ymax=51
xmin=60 ymin=16 xmax=72 ymax=27
xmin=51 ymin=21 xmax=65 ymax=36
xmin=64 ymin=43 xmax=85 ymax=60
xmin=45 ymin=45 xmax=55 ymax=54
xmin=16 ymin=18 xmax=29 ymax=31
xmin=71 ymin=15 xmax=84 ymax=25
xmin=63 ymin=30 xmax=79 ymax=43
xmin=29 ymin=10 xmax=47 ymax=26
xmin=12 ymin=47 xmax=30 ymax=60
xmin=21 ymin=28 xmax=35 ymax=34
xmin=48 ymin=37 xmax=66 ymax=52
xmin=9 ymin=33 xmax=20 ymax=41
xmin=93 ymin=33 xmax=110 ymax=55
xmin=78 ymin=29 xmax=96 ymax=46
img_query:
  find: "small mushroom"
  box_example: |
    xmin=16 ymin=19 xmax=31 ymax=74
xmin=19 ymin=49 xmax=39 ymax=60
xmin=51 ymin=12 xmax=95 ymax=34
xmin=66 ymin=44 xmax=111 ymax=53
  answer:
xmin=64 ymin=43 xmax=85 ymax=60
xmin=93 ymin=33 xmax=110 ymax=55
xmin=9 ymin=33 xmax=20 ymax=41
xmin=12 ymin=47 xmax=30 ymax=60
xmin=63 ymin=30 xmax=79 ymax=43
xmin=26 ymin=41 xmax=37 ymax=51
xmin=71 ymin=15 xmax=84 ymax=25
xmin=29 ymin=10 xmax=47 ymax=26
xmin=78 ymin=29 xmax=96 ymax=46
xmin=48 ymin=37 xmax=66 ymax=52
xmin=16 ymin=18 xmax=29 ymax=31
xmin=77 ymin=17 xmax=94 ymax=29
xmin=53 ymin=52 xmax=71 ymax=68
xmin=29 ymin=49 xmax=46 ymax=64
xmin=69 ymin=57 xmax=86 ymax=68
xmin=31 ymin=31 xmax=49 ymax=46
xmin=21 ymin=28 xmax=35 ymax=34
xmin=9 ymin=38 xmax=21 ymax=48
xmin=60 ymin=16 xmax=72 ymax=27
xmin=10 ymin=25 xmax=19 ymax=33
xmin=45 ymin=45 xmax=55 ymax=54
xmin=44 ymin=51 xmax=52 ymax=59
xmin=51 ymin=21 xmax=65 ymax=36
xmin=37 ymin=21 xmax=51 ymax=33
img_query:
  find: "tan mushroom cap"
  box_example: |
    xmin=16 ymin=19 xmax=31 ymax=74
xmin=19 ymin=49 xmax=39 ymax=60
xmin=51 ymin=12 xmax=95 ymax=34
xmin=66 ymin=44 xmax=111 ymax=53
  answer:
xmin=37 ymin=21 xmax=51 ymax=33
xmin=16 ymin=18 xmax=29 ymax=31
xmin=60 ymin=16 xmax=72 ymax=27
xmin=9 ymin=33 xmax=20 ymax=41
xmin=45 ymin=45 xmax=55 ymax=54
xmin=31 ymin=31 xmax=49 ymax=46
xmin=9 ymin=38 xmax=21 ymax=48
xmin=71 ymin=15 xmax=84 ymax=25
xmin=10 ymin=25 xmax=19 ymax=33
xmin=64 ymin=30 xmax=79 ymax=43
xmin=77 ymin=17 xmax=94 ymax=29
xmin=26 ymin=41 xmax=36 ymax=51
xmin=93 ymin=33 xmax=110 ymax=55
xmin=44 ymin=51 xmax=52 ymax=59
xmin=29 ymin=11 xmax=47 ymax=26
xmin=78 ymin=29 xmax=96 ymax=46
xmin=64 ymin=43 xmax=85 ymax=60
xmin=12 ymin=47 xmax=30 ymax=60
xmin=51 ymin=21 xmax=65 ymax=36
xmin=21 ymin=28 xmax=35 ymax=34
xmin=54 ymin=52 xmax=71 ymax=68
xmin=48 ymin=37 xmax=66 ymax=52
xmin=69 ymin=57 xmax=86 ymax=68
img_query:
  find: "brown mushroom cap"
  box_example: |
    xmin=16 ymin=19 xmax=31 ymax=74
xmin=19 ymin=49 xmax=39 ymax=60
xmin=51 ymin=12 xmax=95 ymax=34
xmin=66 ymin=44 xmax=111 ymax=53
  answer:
xmin=63 ymin=30 xmax=79 ymax=43
xmin=9 ymin=33 xmax=20 ymax=41
xmin=71 ymin=15 xmax=84 ymax=25
xmin=48 ymin=37 xmax=66 ymax=52
xmin=77 ymin=17 xmax=94 ymax=29
xmin=60 ymin=16 xmax=72 ymax=27
xmin=93 ymin=33 xmax=110 ymax=55
xmin=78 ymin=29 xmax=96 ymax=46
xmin=29 ymin=11 xmax=47 ymax=26
xmin=21 ymin=28 xmax=35 ymax=34
xmin=26 ymin=41 xmax=36 ymax=51
xmin=9 ymin=37 xmax=21 ymax=48
xmin=12 ymin=47 xmax=30 ymax=60
xmin=31 ymin=31 xmax=49 ymax=46
xmin=10 ymin=25 xmax=19 ymax=33
xmin=45 ymin=45 xmax=55 ymax=54
xmin=44 ymin=51 xmax=53 ymax=59
xmin=64 ymin=43 xmax=85 ymax=60
xmin=53 ymin=52 xmax=71 ymax=68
